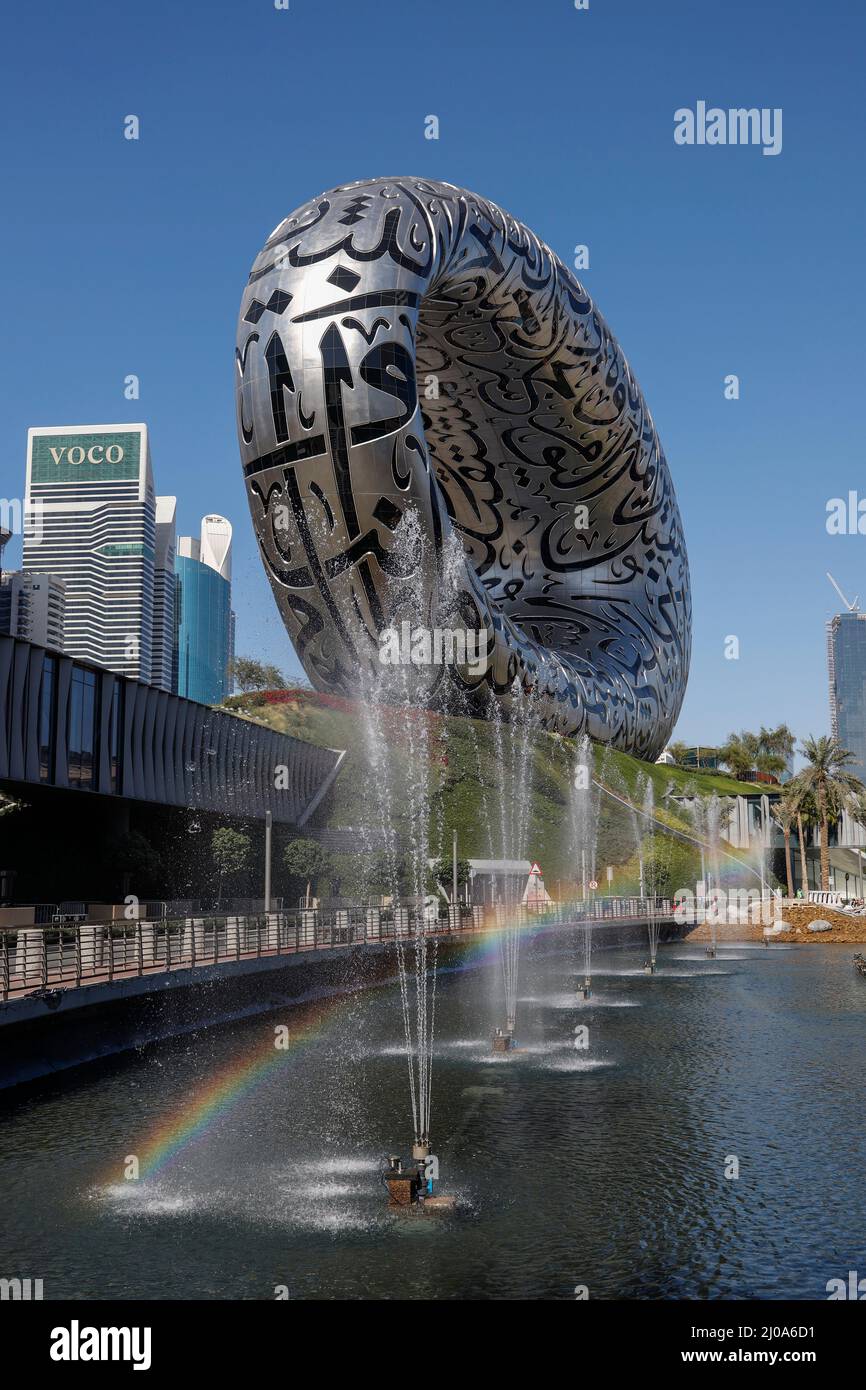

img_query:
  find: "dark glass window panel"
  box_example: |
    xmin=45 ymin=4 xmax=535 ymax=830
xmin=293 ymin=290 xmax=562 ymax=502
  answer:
xmin=39 ymin=655 xmax=55 ymax=782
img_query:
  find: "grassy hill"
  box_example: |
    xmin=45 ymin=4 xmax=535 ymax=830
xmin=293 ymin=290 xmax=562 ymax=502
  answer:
xmin=224 ymin=689 xmax=768 ymax=895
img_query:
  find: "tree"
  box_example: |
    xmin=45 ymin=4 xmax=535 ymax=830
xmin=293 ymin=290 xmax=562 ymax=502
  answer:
xmin=430 ymin=854 xmax=472 ymax=902
xmin=770 ymin=792 xmax=797 ymax=898
xmin=790 ymin=736 xmax=865 ymax=891
xmin=326 ymin=850 xmax=361 ymax=899
xmin=282 ymin=838 xmax=331 ymax=907
xmin=366 ymin=850 xmax=397 ymax=894
xmin=105 ymin=830 xmax=163 ymax=898
xmin=642 ymin=833 xmax=694 ymax=899
xmin=760 ymin=723 xmax=795 ymax=773
xmin=373 ymin=851 xmax=414 ymax=900
xmin=666 ymin=741 xmax=690 ymax=767
xmin=719 ymin=731 xmax=760 ymax=781
xmin=325 ymin=849 xmax=414 ymax=900
xmin=231 ymin=657 xmax=288 ymax=693
xmin=784 ymin=782 xmax=816 ymax=897
xmin=211 ymin=827 xmax=251 ymax=903
xmin=720 ymin=726 xmax=791 ymax=783
xmin=754 ymin=724 xmax=792 ymax=781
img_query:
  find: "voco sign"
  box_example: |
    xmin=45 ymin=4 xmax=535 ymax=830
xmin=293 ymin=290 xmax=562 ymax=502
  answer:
xmin=49 ymin=444 xmax=125 ymax=466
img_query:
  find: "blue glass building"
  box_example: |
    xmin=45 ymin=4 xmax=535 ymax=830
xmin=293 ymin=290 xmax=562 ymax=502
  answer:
xmin=827 ymin=611 xmax=866 ymax=782
xmin=175 ymin=516 xmax=233 ymax=705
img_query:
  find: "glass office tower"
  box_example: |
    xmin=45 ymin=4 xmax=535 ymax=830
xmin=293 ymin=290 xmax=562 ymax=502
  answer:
xmin=175 ymin=515 xmax=233 ymax=705
xmin=827 ymin=610 xmax=866 ymax=781
xmin=152 ymin=496 xmax=177 ymax=691
xmin=23 ymin=424 xmax=176 ymax=689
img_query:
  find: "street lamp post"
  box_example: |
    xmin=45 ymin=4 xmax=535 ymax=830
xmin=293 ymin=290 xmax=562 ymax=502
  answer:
xmin=452 ymin=828 xmax=458 ymax=906
xmin=264 ymin=810 xmax=272 ymax=913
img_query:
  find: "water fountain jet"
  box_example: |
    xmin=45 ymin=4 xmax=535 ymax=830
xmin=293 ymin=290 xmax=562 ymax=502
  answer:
xmin=705 ymin=794 xmax=723 ymax=959
xmin=486 ymin=683 xmax=539 ymax=1051
xmin=642 ymin=778 xmax=662 ymax=972
xmin=570 ymin=735 xmax=599 ymax=1001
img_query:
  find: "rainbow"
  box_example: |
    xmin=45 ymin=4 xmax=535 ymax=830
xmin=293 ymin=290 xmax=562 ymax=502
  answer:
xmin=116 ymin=999 xmax=338 ymax=1183
xmin=106 ymin=910 xmax=561 ymax=1186
xmin=453 ymin=904 xmax=559 ymax=967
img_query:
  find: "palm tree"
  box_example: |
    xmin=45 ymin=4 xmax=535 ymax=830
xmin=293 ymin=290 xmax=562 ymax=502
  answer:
xmin=756 ymin=724 xmax=793 ymax=781
xmin=786 ymin=783 xmax=817 ymax=896
xmin=790 ymin=736 xmax=865 ymax=891
xmin=770 ymin=792 xmax=797 ymax=898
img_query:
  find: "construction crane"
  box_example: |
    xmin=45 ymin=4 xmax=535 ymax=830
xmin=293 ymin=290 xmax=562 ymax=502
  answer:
xmin=827 ymin=572 xmax=860 ymax=613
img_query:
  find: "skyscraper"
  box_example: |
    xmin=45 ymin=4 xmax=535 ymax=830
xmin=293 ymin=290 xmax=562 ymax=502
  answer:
xmin=175 ymin=515 xmax=234 ymax=705
xmin=23 ymin=424 xmax=176 ymax=689
xmin=0 ymin=571 xmax=66 ymax=649
xmin=152 ymin=496 xmax=177 ymax=692
xmin=827 ymin=610 xmax=866 ymax=781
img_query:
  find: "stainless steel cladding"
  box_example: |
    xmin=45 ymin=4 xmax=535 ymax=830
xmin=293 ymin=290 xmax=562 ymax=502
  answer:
xmin=236 ymin=178 xmax=691 ymax=758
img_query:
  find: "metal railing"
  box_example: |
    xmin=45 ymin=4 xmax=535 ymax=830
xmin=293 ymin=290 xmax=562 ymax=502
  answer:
xmin=0 ymin=897 xmax=673 ymax=1002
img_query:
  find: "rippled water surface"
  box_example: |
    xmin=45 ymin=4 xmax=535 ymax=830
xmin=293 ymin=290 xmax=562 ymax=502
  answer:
xmin=1 ymin=938 xmax=863 ymax=1299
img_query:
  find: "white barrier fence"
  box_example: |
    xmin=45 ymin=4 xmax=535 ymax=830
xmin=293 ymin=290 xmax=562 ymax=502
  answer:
xmin=0 ymin=897 xmax=673 ymax=1001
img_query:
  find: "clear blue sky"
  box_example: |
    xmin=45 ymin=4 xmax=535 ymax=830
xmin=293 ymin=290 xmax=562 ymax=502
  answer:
xmin=1 ymin=0 xmax=863 ymax=751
